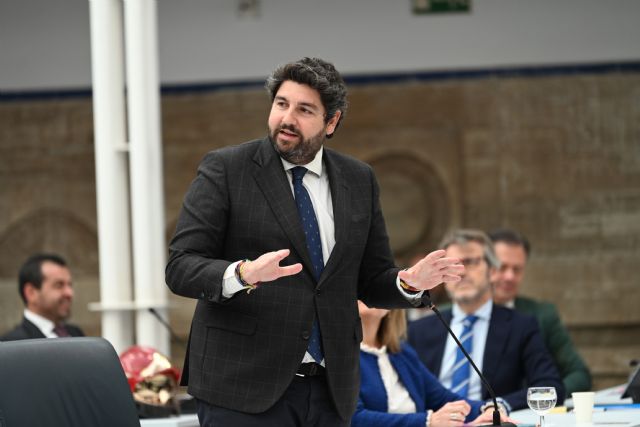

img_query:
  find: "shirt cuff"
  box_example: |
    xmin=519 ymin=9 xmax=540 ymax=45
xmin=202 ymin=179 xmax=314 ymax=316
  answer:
xmin=425 ymin=409 xmax=433 ymax=427
xmin=221 ymin=261 xmax=245 ymax=298
xmin=481 ymin=398 xmax=511 ymax=415
xmin=396 ymin=275 xmax=424 ymax=302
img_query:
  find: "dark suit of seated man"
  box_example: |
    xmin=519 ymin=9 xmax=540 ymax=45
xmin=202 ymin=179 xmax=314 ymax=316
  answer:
xmin=407 ymin=229 xmax=564 ymax=411
xmin=1 ymin=253 xmax=84 ymax=341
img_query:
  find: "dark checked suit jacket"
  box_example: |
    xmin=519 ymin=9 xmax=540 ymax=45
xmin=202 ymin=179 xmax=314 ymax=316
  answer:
xmin=407 ymin=304 xmax=565 ymax=410
xmin=166 ymin=137 xmax=422 ymax=420
xmin=0 ymin=317 xmax=84 ymax=341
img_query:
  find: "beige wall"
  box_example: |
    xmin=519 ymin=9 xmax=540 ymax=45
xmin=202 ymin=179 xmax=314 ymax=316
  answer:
xmin=1 ymin=69 xmax=638 ymax=389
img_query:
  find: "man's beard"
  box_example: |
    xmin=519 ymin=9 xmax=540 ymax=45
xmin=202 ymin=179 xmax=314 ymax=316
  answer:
xmin=269 ymin=124 xmax=325 ymax=165
xmin=447 ymin=279 xmax=491 ymax=306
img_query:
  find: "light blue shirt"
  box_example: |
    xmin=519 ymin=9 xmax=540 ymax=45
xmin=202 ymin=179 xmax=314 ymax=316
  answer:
xmin=439 ymin=299 xmax=493 ymax=401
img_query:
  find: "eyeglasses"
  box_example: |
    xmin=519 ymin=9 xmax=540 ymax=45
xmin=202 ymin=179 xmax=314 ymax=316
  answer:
xmin=460 ymin=257 xmax=485 ymax=268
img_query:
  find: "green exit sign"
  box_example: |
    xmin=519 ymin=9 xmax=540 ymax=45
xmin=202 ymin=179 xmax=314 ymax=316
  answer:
xmin=413 ymin=0 xmax=471 ymax=14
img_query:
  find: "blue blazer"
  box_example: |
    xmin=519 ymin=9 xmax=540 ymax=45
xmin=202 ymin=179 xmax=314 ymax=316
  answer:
xmin=352 ymin=343 xmax=482 ymax=427
xmin=407 ymin=305 xmax=565 ymax=410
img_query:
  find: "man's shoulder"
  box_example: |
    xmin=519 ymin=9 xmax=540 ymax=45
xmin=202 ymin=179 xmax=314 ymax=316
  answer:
xmin=204 ymin=138 xmax=265 ymax=159
xmin=0 ymin=321 xmax=34 ymax=341
xmin=324 ymin=146 xmax=373 ymax=174
xmin=515 ymin=296 xmax=559 ymax=316
xmin=493 ymin=304 xmax=538 ymax=326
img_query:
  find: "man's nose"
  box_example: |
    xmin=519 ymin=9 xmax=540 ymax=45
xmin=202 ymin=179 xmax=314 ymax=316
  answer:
xmin=503 ymin=268 xmax=516 ymax=280
xmin=282 ymin=107 xmax=297 ymax=125
xmin=63 ymin=284 xmax=74 ymax=298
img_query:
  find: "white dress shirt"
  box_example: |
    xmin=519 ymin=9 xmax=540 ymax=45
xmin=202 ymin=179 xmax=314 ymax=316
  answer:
xmin=23 ymin=309 xmax=59 ymax=338
xmin=439 ymin=299 xmax=493 ymax=401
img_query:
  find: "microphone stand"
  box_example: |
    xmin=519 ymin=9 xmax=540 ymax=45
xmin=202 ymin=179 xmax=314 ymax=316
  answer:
xmin=425 ymin=298 xmax=516 ymax=427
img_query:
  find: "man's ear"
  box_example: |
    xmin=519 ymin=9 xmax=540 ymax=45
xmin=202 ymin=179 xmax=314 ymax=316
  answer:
xmin=325 ymin=110 xmax=342 ymax=137
xmin=23 ymin=282 xmax=39 ymax=303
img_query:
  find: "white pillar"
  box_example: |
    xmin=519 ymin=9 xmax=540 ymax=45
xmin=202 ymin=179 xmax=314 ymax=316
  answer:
xmin=88 ymin=0 xmax=135 ymax=354
xmin=123 ymin=0 xmax=170 ymax=356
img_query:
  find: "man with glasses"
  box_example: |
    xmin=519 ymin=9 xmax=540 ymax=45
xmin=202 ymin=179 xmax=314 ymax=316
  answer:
xmin=407 ymin=229 xmax=564 ymax=410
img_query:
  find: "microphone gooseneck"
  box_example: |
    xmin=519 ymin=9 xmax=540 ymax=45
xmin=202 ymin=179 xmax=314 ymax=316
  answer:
xmin=424 ymin=297 xmax=516 ymax=427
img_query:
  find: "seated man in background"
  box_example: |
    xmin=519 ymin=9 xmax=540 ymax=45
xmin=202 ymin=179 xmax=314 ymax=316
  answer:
xmin=488 ymin=228 xmax=592 ymax=396
xmin=1 ymin=253 xmax=84 ymax=340
xmin=407 ymin=229 xmax=564 ymax=411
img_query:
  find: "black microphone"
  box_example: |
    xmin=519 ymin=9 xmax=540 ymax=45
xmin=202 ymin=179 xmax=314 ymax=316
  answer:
xmin=148 ymin=307 xmax=186 ymax=348
xmin=423 ymin=297 xmax=516 ymax=427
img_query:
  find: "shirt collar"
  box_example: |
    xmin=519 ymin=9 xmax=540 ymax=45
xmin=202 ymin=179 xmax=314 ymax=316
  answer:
xmin=281 ymin=146 xmax=324 ymax=178
xmin=360 ymin=342 xmax=388 ymax=356
xmin=24 ymin=308 xmax=56 ymax=334
xmin=452 ymin=298 xmax=493 ymax=323
xmin=503 ymin=299 xmax=515 ymax=309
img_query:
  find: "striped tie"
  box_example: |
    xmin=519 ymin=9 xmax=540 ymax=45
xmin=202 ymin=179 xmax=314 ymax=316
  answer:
xmin=291 ymin=166 xmax=324 ymax=363
xmin=450 ymin=314 xmax=479 ymax=397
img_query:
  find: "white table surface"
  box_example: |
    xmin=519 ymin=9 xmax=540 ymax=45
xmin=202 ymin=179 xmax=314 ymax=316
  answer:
xmin=139 ymin=413 xmax=199 ymax=427
xmin=510 ymin=384 xmax=639 ymax=426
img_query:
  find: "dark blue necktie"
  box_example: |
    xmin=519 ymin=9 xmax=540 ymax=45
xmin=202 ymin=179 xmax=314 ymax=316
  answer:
xmin=291 ymin=166 xmax=324 ymax=363
xmin=450 ymin=314 xmax=479 ymax=398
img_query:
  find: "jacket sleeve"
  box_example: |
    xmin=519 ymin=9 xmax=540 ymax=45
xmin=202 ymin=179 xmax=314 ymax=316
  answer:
xmin=165 ymin=151 xmax=233 ymax=301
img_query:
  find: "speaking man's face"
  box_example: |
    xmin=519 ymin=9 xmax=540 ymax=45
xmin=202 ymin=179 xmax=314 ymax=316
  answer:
xmin=268 ymin=80 xmax=340 ymax=165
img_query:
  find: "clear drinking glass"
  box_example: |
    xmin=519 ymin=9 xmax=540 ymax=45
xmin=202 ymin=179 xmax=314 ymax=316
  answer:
xmin=527 ymin=387 xmax=557 ymax=427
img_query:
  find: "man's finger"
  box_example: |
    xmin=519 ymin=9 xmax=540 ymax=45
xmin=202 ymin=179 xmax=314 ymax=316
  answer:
xmin=423 ymin=249 xmax=446 ymax=263
xmin=279 ymin=263 xmax=303 ymax=277
xmin=442 ymin=274 xmax=461 ymax=283
xmin=271 ymin=249 xmax=291 ymax=261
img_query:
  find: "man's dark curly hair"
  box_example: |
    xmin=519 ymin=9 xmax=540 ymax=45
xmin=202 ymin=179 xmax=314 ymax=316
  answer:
xmin=265 ymin=57 xmax=348 ymax=138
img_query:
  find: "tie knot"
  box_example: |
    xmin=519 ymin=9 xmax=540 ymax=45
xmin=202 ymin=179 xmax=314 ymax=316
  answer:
xmin=291 ymin=166 xmax=308 ymax=183
xmin=463 ymin=315 xmax=479 ymax=328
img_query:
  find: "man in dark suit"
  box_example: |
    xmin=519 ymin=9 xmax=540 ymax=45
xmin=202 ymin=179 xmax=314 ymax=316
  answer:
xmin=407 ymin=229 xmax=564 ymax=411
xmin=488 ymin=228 xmax=592 ymax=397
xmin=165 ymin=57 xmax=464 ymax=426
xmin=1 ymin=253 xmax=84 ymax=341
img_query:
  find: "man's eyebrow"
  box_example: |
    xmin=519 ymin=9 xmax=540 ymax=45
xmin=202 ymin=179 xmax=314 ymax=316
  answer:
xmin=274 ymin=96 xmax=320 ymax=112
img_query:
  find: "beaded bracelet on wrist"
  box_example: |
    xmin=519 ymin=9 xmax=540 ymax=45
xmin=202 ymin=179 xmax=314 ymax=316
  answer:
xmin=399 ymin=269 xmax=421 ymax=293
xmin=235 ymin=259 xmax=260 ymax=294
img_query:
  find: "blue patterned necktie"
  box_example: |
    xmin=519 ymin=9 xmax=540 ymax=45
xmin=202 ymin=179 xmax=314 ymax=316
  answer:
xmin=291 ymin=166 xmax=324 ymax=363
xmin=450 ymin=314 xmax=479 ymax=398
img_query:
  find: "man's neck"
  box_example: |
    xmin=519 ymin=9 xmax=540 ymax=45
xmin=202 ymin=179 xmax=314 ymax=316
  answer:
xmin=457 ymin=295 xmax=491 ymax=315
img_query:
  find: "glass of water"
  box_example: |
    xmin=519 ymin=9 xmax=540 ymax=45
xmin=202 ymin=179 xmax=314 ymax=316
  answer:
xmin=527 ymin=386 xmax=557 ymax=427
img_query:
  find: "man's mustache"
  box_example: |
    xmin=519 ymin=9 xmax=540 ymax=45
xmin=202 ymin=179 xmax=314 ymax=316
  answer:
xmin=278 ymin=124 xmax=301 ymax=136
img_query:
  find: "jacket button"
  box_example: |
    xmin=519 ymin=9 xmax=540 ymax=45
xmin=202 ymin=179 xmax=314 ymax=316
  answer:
xmin=302 ymin=330 xmax=310 ymax=340
xmin=316 ymin=289 xmax=321 ymax=296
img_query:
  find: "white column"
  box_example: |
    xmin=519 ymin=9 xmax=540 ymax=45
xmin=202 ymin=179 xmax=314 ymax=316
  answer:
xmin=123 ymin=0 xmax=170 ymax=356
xmin=88 ymin=0 xmax=134 ymax=354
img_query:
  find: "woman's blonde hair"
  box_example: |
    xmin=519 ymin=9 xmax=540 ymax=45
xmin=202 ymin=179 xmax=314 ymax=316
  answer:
xmin=377 ymin=309 xmax=407 ymax=353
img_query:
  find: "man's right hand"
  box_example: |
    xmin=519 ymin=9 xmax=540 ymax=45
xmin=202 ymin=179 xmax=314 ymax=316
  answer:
xmin=241 ymin=249 xmax=303 ymax=285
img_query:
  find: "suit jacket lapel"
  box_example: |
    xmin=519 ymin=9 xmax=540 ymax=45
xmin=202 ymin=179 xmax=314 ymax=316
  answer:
xmin=319 ymin=148 xmax=349 ymax=288
xmin=483 ymin=306 xmax=510 ymax=380
xmin=22 ymin=317 xmax=46 ymax=339
xmin=252 ymin=139 xmax=315 ymax=278
xmin=433 ymin=310 xmax=453 ymax=377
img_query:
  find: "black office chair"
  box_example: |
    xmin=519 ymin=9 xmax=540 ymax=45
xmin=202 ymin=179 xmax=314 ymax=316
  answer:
xmin=0 ymin=337 xmax=140 ymax=427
